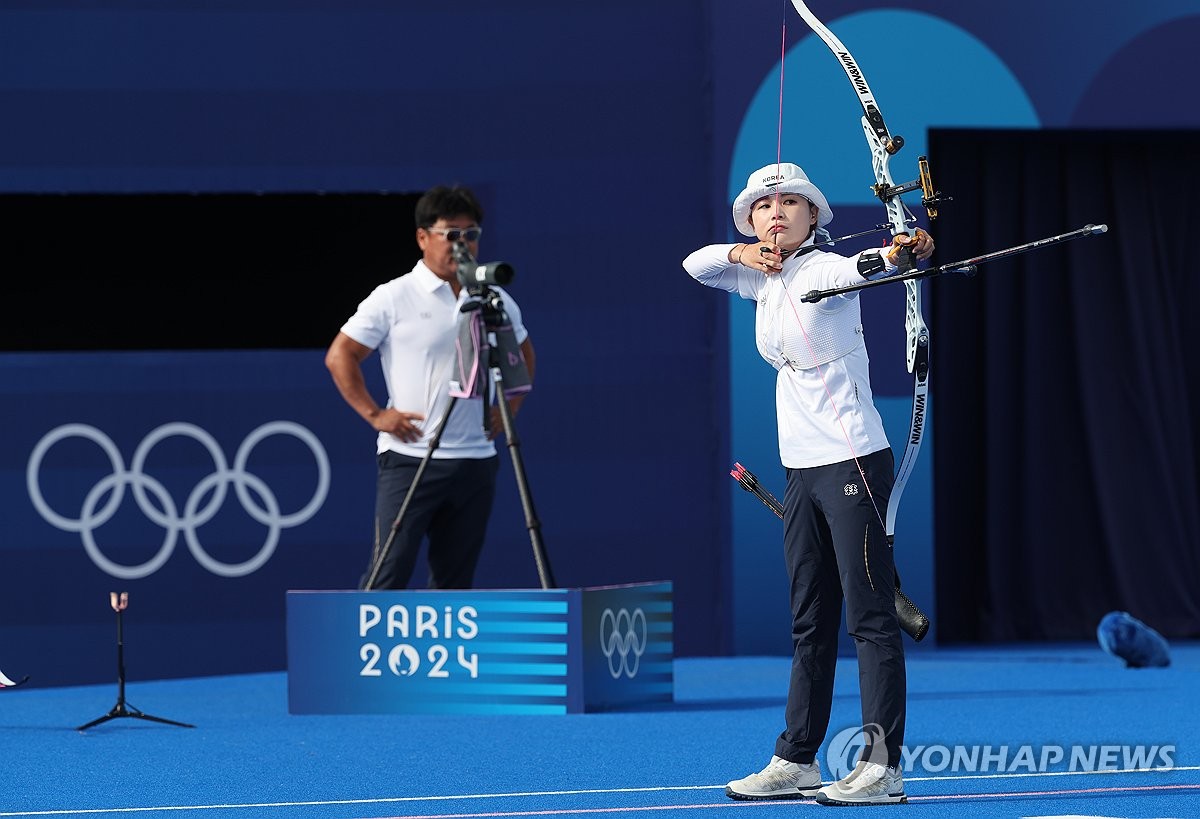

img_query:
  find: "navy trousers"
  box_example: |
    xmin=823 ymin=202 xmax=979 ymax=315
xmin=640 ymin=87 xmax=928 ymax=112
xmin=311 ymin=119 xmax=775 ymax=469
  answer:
xmin=774 ymin=448 xmax=907 ymax=768
xmin=363 ymin=450 xmax=500 ymax=590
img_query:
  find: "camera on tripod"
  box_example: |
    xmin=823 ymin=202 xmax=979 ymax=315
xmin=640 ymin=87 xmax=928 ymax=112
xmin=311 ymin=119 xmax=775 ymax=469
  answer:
xmin=449 ymin=241 xmax=531 ymax=400
xmin=453 ymin=241 xmax=514 ymax=294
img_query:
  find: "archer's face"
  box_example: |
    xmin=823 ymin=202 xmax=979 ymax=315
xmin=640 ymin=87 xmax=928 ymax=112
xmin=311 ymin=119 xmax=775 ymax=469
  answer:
xmin=749 ymin=194 xmax=818 ymax=249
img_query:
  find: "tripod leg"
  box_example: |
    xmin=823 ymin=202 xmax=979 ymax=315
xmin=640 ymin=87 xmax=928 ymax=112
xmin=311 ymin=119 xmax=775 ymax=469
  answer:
xmin=130 ymin=712 xmax=196 ymax=729
xmin=490 ymin=367 xmax=555 ymax=589
xmin=77 ymin=710 xmax=195 ymax=731
xmin=363 ymin=396 xmax=458 ymax=590
xmin=76 ymin=713 xmax=119 ymax=731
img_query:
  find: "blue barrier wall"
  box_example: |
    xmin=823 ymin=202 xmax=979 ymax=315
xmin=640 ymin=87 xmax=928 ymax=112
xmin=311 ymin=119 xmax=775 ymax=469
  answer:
xmin=0 ymin=350 xmax=719 ymax=687
xmin=1 ymin=1 xmax=1196 ymax=685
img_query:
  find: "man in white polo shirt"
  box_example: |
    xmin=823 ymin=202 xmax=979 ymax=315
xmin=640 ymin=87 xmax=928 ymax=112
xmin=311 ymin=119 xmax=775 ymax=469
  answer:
xmin=325 ymin=185 xmax=535 ymax=590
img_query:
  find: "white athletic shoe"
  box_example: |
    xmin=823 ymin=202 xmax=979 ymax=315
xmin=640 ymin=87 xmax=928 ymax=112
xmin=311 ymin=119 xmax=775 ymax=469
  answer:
xmin=815 ymin=762 xmax=906 ymax=806
xmin=725 ymin=755 xmax=823 ymax=800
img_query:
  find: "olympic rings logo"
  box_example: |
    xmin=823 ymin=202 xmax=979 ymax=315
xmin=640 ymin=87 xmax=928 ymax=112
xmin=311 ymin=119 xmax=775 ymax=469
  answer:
xmin=27 ymin=421 xmax=330 ymax=580
xmin=599 ymin=607 xmax=648 ymax=679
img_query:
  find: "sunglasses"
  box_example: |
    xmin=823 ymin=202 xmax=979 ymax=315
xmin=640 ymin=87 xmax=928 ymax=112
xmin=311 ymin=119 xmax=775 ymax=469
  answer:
xmin=425 ymin=226 xmax=482 ymax=243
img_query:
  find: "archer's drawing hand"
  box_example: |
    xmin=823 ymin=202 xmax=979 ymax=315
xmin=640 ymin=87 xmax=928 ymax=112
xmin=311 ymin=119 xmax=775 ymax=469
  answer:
xmin=373 ymin=408 xmax=425 ymax=442
xmin=731 ymin=241 xmax=783 ymax=275
xmin=752 ymin=242 xmax=784 ymax=275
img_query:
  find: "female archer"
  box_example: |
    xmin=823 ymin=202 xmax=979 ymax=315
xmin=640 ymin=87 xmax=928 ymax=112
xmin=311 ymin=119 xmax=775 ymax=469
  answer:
xmin=682 ymin=162 xmax=933 ymax=807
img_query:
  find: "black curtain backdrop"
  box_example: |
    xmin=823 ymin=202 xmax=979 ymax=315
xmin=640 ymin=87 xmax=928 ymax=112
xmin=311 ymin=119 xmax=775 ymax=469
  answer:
xmin=929 ymin=129 xmax=1200 ymax=643
xmin=0 ymin=193 xmax=420 ymax=352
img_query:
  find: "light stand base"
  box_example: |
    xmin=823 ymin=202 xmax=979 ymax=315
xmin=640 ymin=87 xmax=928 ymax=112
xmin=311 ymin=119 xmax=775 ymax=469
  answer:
xmin=76 ymin=591 xmax=195 ymax=732
xmin=77 ymin=702 xmax=195 ymax=732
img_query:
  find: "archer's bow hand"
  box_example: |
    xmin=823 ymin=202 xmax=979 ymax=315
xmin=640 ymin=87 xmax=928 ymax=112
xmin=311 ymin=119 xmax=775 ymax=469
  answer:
xmin=885 ymin=228 xmax=935 ymax=268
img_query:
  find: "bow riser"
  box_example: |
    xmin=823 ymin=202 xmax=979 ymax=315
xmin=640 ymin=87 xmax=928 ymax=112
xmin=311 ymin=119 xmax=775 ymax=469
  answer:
xmin=865 ymin=123 xmax=913 ymax=239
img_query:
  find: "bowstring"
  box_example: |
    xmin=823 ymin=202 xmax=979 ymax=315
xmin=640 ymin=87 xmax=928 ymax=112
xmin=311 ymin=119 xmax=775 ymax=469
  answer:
xmin=772 ymin=9 xmax=888 ymax=534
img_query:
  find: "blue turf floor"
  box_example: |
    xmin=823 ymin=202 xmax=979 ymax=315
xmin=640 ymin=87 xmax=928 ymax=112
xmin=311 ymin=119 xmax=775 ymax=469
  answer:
xmin=1 ymin=644 xmax=1197 ymax=818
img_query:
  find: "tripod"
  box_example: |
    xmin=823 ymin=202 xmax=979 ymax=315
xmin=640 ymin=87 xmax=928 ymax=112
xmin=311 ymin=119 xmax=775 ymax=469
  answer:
xmin=77 ymin=592 xmax=194 ymax=731
xmin=363 ymin=284 xmax=555 ymax=590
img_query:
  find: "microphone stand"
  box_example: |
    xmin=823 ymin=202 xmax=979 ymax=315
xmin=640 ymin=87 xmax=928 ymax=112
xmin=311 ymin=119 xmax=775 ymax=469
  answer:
xmin=77 ymin=592 xmax=194 ymax=731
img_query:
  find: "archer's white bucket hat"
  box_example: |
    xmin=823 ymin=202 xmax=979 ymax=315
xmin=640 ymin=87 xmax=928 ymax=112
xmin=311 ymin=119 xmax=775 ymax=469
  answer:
xmin=732 ymin=162 xmax=834 ymax=237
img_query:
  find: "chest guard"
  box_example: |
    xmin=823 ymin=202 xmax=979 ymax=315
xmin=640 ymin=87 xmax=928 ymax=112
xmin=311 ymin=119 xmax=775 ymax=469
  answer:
xmin=755 ymin=254 xmax=866 ymax=371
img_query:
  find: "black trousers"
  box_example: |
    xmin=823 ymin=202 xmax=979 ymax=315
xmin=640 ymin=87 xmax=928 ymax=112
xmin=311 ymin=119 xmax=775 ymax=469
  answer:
xmin=774 ymin=448 xmax=906 ymax=768
xmin=363 ymin=450 xmax=500 ymax=590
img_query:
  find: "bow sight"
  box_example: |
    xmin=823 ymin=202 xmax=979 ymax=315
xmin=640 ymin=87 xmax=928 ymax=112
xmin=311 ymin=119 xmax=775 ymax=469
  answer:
xmin=876 ymin=155 xmax=953 ymax=220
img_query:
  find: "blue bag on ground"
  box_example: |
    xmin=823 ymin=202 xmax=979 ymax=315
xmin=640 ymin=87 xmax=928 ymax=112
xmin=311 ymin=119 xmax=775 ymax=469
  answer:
xmin=1097 ymin=611 xmax=1170 ymax=668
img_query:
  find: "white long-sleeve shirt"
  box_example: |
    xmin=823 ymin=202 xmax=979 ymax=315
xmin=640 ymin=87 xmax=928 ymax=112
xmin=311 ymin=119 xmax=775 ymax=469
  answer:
xmin=683 ymin=241 xmax=892 ymax=468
